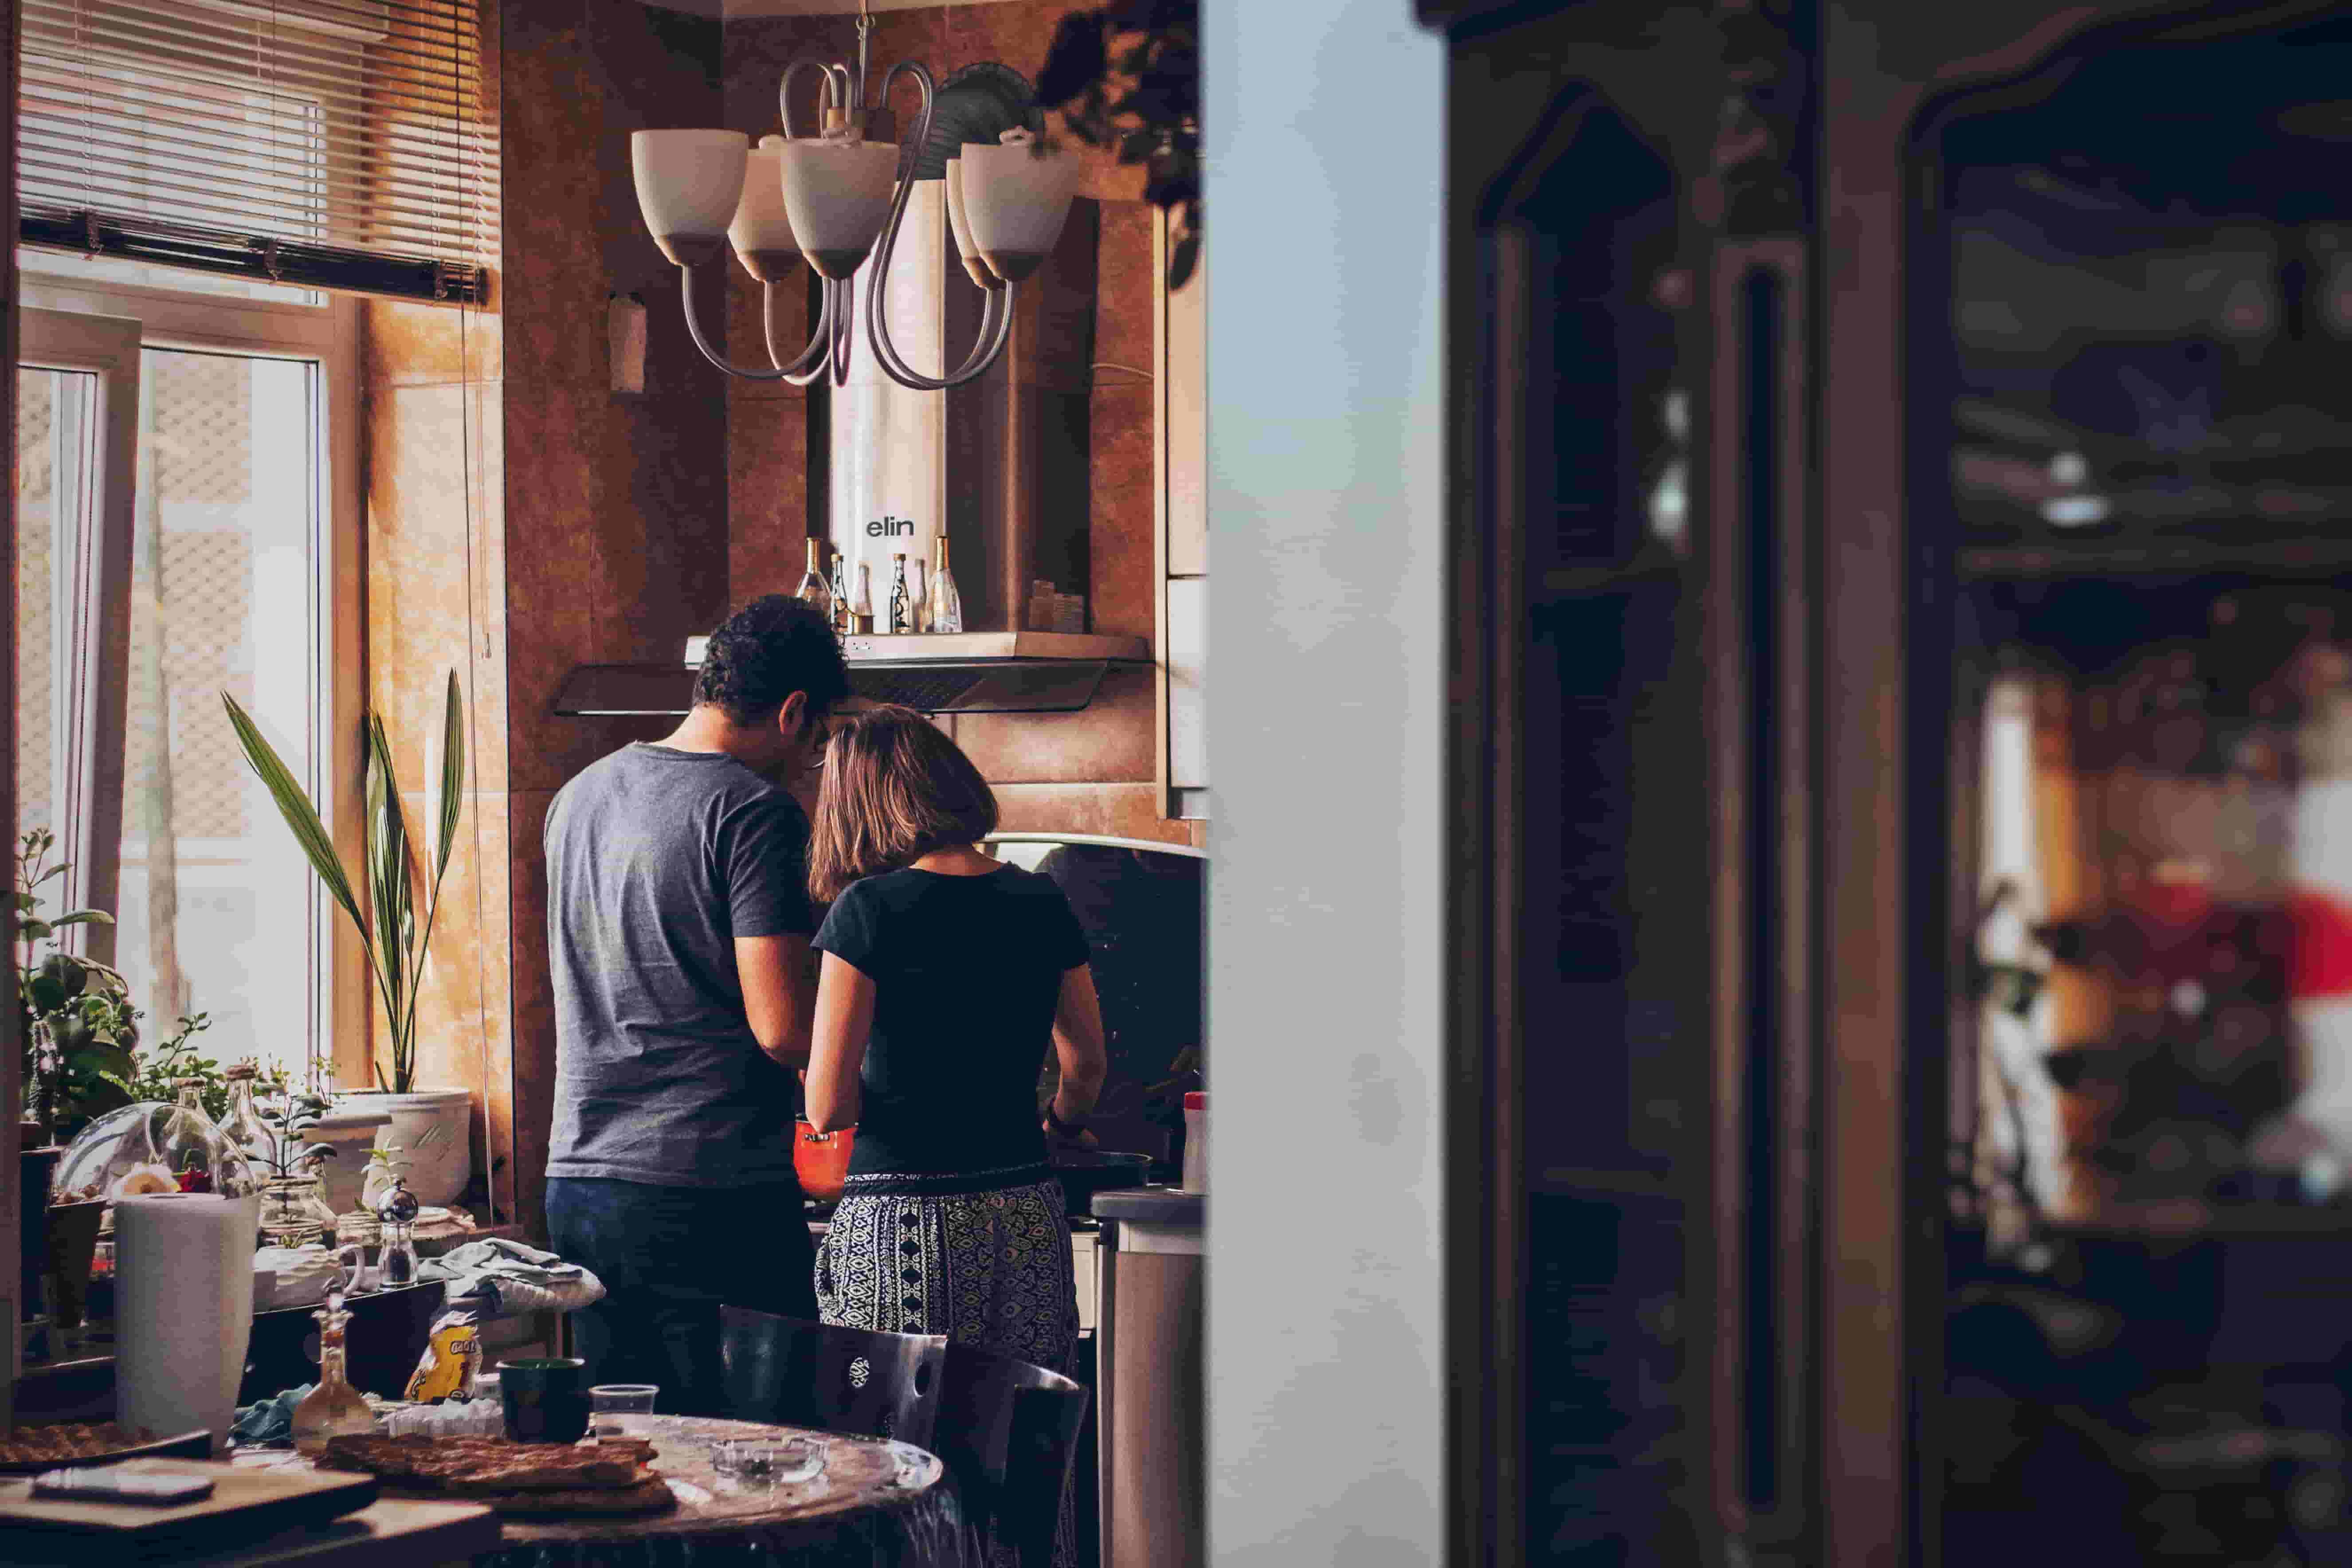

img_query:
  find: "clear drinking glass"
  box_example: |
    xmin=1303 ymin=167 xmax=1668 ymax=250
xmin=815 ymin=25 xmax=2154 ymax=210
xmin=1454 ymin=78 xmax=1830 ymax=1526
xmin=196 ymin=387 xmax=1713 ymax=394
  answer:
xmin=588 ymin=1383 xmax=659 ymax=1438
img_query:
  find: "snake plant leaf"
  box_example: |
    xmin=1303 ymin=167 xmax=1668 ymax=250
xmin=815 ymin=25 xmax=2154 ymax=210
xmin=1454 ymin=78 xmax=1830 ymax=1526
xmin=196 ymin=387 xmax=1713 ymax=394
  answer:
xmin=434 ymin=670 xmax=465 ymax=881
xmin=223 ymin=692 xmax=364 ymax=929
xmin=49 ymin=910 xmax=114 ymax=928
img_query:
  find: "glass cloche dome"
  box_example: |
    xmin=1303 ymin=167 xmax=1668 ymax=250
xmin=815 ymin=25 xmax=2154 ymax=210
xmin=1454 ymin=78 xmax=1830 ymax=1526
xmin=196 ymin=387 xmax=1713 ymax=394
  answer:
xmin=51 ymin=1083 xmax=260 ymax=1205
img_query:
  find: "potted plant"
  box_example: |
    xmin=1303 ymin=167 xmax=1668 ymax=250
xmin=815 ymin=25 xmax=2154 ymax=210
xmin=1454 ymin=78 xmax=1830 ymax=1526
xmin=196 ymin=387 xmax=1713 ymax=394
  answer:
xmin=1037 ymin=0 xmax=1200 ymax=287
xmin=16 ymin=830 xmax=138 ymax=1145
xmin=223 ymin=673 xmax=474 ymax=1206
xmin=247 ymin=1079 xmax=340 ymax=1249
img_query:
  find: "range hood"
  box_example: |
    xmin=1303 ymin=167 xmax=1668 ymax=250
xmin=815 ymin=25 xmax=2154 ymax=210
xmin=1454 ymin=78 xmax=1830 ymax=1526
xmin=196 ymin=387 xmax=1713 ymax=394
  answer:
xmin=555 ymin=631 xmax=1152 ymax=718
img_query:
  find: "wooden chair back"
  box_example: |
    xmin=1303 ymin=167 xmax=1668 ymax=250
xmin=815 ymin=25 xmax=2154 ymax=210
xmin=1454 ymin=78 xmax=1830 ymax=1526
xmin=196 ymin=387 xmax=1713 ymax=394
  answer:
xmin=934 ymin=1340 xmax=1092 ymax=1568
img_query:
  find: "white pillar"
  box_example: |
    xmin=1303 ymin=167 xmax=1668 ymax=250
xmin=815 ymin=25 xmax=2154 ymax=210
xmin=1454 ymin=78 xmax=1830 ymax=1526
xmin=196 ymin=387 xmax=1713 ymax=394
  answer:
xmin=1203 ymin=2 xmax=1446 ymax=1561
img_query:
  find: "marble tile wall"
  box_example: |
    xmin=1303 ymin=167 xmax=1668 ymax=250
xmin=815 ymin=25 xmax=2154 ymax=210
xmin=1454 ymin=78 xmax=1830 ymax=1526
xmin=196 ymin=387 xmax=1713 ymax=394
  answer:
xmin=492 ymin=0 xmax=730 ymax=1235
xmin=360 ymin=0 xmax=518 ymax=1220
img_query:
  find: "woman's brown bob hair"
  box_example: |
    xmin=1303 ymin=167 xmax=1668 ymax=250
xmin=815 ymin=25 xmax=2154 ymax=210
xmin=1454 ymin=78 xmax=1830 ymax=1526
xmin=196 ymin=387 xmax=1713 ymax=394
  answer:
xmin=808 ymin=705 xmax=1000 ymax=902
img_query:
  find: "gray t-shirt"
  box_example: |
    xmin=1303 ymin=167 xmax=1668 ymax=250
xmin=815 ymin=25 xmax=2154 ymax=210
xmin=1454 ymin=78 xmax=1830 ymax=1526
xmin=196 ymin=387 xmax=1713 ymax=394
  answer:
xmin=543 ymin=743 xmax=814 ymax=1188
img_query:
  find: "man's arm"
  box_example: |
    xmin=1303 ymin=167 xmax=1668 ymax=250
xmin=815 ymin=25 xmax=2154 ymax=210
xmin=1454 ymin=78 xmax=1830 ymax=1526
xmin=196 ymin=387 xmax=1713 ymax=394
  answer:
xmin=736 ymin=933 xmax=816 ymax=1066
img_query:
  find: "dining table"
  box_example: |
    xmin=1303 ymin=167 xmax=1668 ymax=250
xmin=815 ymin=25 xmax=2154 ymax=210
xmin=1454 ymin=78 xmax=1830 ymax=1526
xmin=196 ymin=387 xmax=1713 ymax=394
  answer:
xmin=232 ymin=1415 xmax=969 ymax=1568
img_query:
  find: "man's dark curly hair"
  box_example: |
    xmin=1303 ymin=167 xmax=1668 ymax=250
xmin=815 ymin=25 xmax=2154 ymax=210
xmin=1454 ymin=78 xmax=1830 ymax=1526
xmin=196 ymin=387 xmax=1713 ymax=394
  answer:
xmin=693 ymin=594 xmax=851 ymax=725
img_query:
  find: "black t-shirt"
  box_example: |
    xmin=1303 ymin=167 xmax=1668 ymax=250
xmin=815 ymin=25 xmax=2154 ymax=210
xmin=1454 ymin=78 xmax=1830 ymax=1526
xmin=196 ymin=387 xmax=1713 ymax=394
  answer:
xmin=544 ymin=744 xmax=815 ymax=1188
xmin=812 ymin=864 xmax=1090 ymax=1189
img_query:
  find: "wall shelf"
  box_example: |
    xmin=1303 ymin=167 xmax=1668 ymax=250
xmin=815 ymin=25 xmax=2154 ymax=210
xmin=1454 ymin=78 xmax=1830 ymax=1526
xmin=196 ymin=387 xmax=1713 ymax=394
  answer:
xmin=556 ymin=632 xmax=1153 ymax=718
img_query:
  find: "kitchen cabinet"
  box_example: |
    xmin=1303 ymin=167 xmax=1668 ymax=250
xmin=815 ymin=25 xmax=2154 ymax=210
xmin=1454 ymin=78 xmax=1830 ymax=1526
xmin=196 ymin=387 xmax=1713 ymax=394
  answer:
xmin=1091 ymin=1189 xmax=1203 ymax=1568
xmin=1158 ymin=220 xmax=1208 ymax=820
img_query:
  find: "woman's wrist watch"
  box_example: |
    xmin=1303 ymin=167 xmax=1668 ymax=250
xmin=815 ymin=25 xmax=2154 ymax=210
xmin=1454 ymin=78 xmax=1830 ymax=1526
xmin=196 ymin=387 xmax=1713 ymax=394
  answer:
xmin=1044 ymin=1103 xmax=1089 ymax=1139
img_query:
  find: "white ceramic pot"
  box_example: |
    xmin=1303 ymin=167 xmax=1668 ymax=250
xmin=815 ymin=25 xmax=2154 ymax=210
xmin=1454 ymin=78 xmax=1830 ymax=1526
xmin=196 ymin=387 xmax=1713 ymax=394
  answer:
xmin=306 ymin=1105 xmax=393 ymax=1214
xmin=342 ymin=1088 xmax=473 ymax=1207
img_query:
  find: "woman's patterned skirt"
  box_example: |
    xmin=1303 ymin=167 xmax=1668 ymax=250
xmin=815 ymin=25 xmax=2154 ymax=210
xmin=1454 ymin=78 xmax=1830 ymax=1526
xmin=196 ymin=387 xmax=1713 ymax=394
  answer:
xmin=815 ymin=1171 xmax=1082 ymax=1566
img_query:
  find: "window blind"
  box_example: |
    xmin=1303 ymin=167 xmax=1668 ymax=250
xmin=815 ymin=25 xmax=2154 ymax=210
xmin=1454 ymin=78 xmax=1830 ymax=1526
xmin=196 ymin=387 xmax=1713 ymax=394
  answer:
xmin=20 ymin=0 xmax=495 ymax=302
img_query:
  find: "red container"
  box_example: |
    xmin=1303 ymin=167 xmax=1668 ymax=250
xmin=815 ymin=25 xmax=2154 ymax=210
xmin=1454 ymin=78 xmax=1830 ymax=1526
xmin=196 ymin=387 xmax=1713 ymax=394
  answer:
xmin=794 ymin=1121 xmax=854 ymax=1202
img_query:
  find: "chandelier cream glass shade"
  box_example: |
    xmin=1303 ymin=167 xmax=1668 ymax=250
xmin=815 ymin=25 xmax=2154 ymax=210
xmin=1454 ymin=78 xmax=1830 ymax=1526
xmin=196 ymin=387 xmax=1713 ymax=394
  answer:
xmin=631 ymin=130 xmax=749 ymax=266
xmin=776 ymin=136 xmax=901 ymax=280
xmin=955 ymin=135 xmax=1081 ymax=284
xmin=727 ymin=136 xmax=801 ymax=283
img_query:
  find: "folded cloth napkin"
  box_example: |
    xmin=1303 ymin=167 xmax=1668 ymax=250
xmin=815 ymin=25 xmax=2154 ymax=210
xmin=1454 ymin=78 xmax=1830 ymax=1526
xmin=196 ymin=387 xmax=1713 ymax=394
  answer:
xmin=231 ymin=1383 xmax=314 ymax=1447
xmin=418 ymin=1237 xmax=605 ymax=1317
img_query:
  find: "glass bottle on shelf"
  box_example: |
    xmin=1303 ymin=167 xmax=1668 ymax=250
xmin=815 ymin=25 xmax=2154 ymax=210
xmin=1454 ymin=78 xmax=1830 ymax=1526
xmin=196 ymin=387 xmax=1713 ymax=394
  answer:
xmin=851 ymin=562 xmax=875 ymax=635
xmin=827 ymin=547 xmax=851 ymax=640
xmin=149 ymin=1079 xmax=257 ymax=1199
xmin=908 ymin=557 xmax=929 ymax=633
xmin=889 ymin=553 xmax=911 ymax=634
xmin=291 ymin=1288 xmax=378 ymax=1453
xmin=796 ymin=537 xmax=836 ymax=626
xmin=926 ymin=535 xmax=963 ymax=635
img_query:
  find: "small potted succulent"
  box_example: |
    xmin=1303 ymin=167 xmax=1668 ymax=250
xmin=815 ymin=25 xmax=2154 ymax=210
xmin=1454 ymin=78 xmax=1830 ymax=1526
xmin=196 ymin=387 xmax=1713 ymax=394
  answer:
xmin=247 ymin=1077 xmax=341 ymax=1250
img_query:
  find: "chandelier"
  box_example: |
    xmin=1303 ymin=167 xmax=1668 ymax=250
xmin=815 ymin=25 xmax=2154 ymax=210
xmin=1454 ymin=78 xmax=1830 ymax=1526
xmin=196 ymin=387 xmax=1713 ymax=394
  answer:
xmin=628 ymin=6 xmax=1080 ymax=392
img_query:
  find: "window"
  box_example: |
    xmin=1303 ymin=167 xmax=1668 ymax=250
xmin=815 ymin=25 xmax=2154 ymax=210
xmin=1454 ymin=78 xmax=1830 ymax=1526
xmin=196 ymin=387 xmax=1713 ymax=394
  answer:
xmin=17 ymin=278 xmax=357 ymax=1079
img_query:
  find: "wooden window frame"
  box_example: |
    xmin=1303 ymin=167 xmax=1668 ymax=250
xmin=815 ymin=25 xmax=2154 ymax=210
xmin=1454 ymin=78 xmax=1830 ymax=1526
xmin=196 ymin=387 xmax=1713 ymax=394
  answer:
xmin=18 ymin=270 xmax=364 ymax=1080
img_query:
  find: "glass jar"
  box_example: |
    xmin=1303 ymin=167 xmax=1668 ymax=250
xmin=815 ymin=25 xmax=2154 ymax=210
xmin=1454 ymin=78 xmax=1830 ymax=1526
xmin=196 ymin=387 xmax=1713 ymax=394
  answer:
xmin=259 ymin=1176 xmax=327 ymax=1250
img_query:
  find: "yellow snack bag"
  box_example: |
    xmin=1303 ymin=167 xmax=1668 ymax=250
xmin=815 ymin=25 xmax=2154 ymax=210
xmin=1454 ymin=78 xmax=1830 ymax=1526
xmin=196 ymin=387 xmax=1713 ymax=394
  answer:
xmin=404 ymin=1308 xmax=482 ymax=1404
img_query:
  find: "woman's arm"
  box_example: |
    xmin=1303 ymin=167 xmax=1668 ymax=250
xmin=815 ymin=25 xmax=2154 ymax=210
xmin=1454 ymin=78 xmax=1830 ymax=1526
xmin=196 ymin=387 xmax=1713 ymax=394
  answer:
xmin=804 ymin=952 xmax=877 ymax=1133
xmin=1045 ymin=964 xmax=1108 ymax=1139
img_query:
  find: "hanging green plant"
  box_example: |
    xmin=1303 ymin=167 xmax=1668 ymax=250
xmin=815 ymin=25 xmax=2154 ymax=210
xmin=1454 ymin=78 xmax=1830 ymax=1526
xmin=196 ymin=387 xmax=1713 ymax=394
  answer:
xmin=16 ymin=829 xmax=136 ymax=1142
xmin=1036 ymin=0 xmax=1200 ymax=289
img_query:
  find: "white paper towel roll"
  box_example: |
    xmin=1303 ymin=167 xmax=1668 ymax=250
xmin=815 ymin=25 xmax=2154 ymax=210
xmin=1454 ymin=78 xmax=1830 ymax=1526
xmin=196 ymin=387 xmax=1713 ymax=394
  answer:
xmin=115 ymin=1191 xmax=259 ymax=1449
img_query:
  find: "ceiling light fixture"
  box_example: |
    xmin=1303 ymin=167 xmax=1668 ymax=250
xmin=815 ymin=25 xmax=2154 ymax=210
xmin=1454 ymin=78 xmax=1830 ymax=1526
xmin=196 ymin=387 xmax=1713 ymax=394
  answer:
xmin=628 ymin=0 xmax=1078 ymax=392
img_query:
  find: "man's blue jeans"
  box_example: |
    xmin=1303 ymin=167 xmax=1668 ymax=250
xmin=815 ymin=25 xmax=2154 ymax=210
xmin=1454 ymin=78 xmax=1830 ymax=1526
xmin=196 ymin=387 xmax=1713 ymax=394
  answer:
xmin=545 ymin=1177 xmax=817 ymax=1418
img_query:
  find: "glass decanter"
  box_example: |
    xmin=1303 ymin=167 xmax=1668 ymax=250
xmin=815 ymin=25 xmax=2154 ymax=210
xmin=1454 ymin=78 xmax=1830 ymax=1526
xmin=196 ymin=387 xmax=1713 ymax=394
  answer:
xmin=926 ymin=534 xmax=963 ymax=634
xmin=291 ymin=1288 xmax=378 ymax=1453
xmin=149 ymin=1079 xmax=258 ymax=1199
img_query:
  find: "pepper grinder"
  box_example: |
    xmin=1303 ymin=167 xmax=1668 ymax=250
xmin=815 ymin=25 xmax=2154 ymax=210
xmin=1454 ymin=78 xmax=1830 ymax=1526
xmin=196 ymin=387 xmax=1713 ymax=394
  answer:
xmin=375 ymin=1175 xmax=421 ymax=1290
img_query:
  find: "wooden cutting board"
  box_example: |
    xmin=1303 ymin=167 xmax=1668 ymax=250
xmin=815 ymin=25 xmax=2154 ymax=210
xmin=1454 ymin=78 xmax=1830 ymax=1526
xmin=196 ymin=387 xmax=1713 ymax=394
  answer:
xmin=0 ymin=1458 xmax=379 ymax=1549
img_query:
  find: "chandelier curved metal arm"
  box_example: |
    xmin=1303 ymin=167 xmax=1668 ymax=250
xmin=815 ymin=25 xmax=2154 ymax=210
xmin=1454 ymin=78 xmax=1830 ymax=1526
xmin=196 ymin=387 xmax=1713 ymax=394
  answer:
xmin=862 ymin=62 xmax=1018 ymax=392
xmin=778 ymin=59 xmax=851 ymax=141
xmin=677 ymin=261 xmax=837 ymax=385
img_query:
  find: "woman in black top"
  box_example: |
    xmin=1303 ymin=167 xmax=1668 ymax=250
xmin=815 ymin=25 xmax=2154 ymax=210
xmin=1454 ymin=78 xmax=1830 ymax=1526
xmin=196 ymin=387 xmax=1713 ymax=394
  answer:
xmin=802 ymin=706 xmax=1108 ymax=1382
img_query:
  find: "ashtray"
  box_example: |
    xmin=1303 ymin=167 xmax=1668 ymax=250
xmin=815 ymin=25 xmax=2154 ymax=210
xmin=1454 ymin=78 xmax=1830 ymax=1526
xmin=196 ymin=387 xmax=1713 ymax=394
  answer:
xmin=710 ymin=1436 xmax=826 ymax=1483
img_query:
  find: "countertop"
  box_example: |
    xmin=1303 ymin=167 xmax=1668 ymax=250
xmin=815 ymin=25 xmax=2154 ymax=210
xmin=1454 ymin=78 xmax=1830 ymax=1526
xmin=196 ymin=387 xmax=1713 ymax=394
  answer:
xmin=1090 ymin=1186 xmax=1204 ymax=1226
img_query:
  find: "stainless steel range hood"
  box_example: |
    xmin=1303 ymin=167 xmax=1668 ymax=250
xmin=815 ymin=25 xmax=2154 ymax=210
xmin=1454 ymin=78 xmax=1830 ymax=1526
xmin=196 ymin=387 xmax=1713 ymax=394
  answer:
xmin=554 ymin=631 xmax=1152 ymax=718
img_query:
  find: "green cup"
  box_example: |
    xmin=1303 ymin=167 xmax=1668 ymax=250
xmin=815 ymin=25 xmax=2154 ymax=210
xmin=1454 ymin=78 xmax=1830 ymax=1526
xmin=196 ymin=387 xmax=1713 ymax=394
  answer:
xmin=497 ymin=1356 xmax=589 ymax=1444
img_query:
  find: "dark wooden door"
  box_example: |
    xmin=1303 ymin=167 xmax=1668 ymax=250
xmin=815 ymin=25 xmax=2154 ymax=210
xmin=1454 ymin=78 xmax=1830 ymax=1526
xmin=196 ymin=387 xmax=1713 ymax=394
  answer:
xmin=1421 ymin=3 xmax=2352 ymax=1565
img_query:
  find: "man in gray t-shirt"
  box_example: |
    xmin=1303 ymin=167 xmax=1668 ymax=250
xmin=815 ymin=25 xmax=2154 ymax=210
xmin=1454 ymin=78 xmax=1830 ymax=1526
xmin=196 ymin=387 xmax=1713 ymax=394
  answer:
xmin=543 ymin=595 xmax=849 ymax=1414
